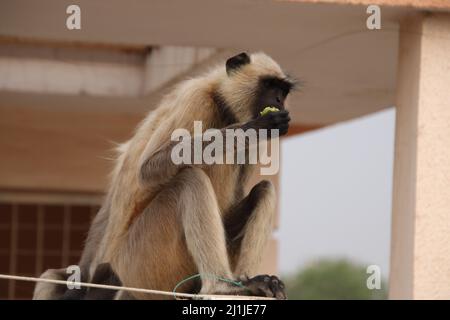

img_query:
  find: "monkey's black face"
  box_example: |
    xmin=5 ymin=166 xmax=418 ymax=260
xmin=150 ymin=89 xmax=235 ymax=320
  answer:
xmin=224 ymin=52 xmax=296 ymax=120
xmin=252 ymin=76 xmax=294 ymax=119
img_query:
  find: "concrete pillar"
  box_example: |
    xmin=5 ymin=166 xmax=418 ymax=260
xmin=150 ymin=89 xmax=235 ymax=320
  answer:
xmin=390 ymin=13 xmax=450 ymax=299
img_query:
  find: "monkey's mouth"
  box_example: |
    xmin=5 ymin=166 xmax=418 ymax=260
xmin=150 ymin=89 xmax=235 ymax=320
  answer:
xmin=257 ymin=104 xmax=284 ymax=117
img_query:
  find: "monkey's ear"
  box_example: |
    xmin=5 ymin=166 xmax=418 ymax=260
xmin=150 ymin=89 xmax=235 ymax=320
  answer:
xmin=226 ymin=52 xmax=250 ymax=76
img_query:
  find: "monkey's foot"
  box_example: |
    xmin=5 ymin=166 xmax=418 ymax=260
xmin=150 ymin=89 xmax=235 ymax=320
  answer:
xmin=239 ymin=274 xmax=287 ymax=300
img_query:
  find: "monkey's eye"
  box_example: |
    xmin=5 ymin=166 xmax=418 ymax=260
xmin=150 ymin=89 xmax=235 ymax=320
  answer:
xmin=262 ymin=79 xmax=273 ymax=89
xmin=261 ymin=77 xmax=292 ymax=95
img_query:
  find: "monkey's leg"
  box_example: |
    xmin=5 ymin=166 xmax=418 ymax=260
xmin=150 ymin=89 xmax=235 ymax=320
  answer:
xmin=83 ymin=263 xmax=122 ymax=300
xmin=33 ymin=268 xmax=69 ymax=300
xmin=225 ymin=180 xmax=287 ymax=299
xmin=111 ymin=166 xmax=239 ymax=299
xmin=226 ymin=180 xmax=276 ymax=275
xmin=34 ymin=264 xmax=122 ymax=300
xmin=177 ymin=167 xmax=236 ymax=294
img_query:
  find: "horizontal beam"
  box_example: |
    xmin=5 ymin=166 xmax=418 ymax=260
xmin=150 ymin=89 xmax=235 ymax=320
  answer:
xmin=0 ymin=189 xmax=103 ymax=205
xmin=0 ymin=0 xmax=407 ymax=49
xmin=0 ymin=0 xmax=402 ymax=125
xmin=284 ymin=0 xmax=450 ymax=10
xmin=0 ymin=101 xmax=141 ymax=193
xmin=0 ymin=89 xmax=321 ymax=193
xmin=287 ymin=123 xmax=323 ymax=136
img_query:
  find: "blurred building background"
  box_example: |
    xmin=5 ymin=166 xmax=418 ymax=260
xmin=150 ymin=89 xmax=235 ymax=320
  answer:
xmin=0 ymin=0 xmax=449 ymax=299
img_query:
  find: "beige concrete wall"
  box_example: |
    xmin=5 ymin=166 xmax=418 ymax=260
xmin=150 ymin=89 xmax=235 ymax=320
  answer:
xmin=390 ymin=13 xmax=450 ymax=299
xmin=0 ymin=43 xmax=219 ymax=192
xmin=286 ymin=0 xmax=450 ymax=10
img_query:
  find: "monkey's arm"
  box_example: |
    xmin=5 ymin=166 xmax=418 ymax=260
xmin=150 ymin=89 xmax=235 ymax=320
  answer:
xmin=138 ymin=123 xmax=242 ymax=189
xmin=138 ymin=111 xmax=290 ymax=189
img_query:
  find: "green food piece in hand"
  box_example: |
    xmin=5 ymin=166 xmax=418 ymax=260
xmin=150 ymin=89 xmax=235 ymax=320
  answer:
xmin=260 ymin=106 xmax=280 ymax=116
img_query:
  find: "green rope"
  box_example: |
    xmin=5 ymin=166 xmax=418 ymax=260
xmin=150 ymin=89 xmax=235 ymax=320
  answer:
xmin=172 ymin=273 xmax=246 ymax=299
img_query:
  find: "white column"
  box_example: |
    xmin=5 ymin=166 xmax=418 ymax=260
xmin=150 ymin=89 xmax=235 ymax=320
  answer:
xmin=390 ymin=13 xmax=450 ymax=299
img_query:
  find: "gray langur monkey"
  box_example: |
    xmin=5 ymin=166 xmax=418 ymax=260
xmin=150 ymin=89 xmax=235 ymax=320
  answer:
xmin=33 ymin=52 xmax=296 ymax=300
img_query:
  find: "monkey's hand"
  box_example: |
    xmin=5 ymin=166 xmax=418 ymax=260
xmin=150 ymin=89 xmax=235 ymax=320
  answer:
xmin=242 ymin=110 xmax=290 ymax=137
xmin=239 ymin=274 xmax=287 ymax=299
